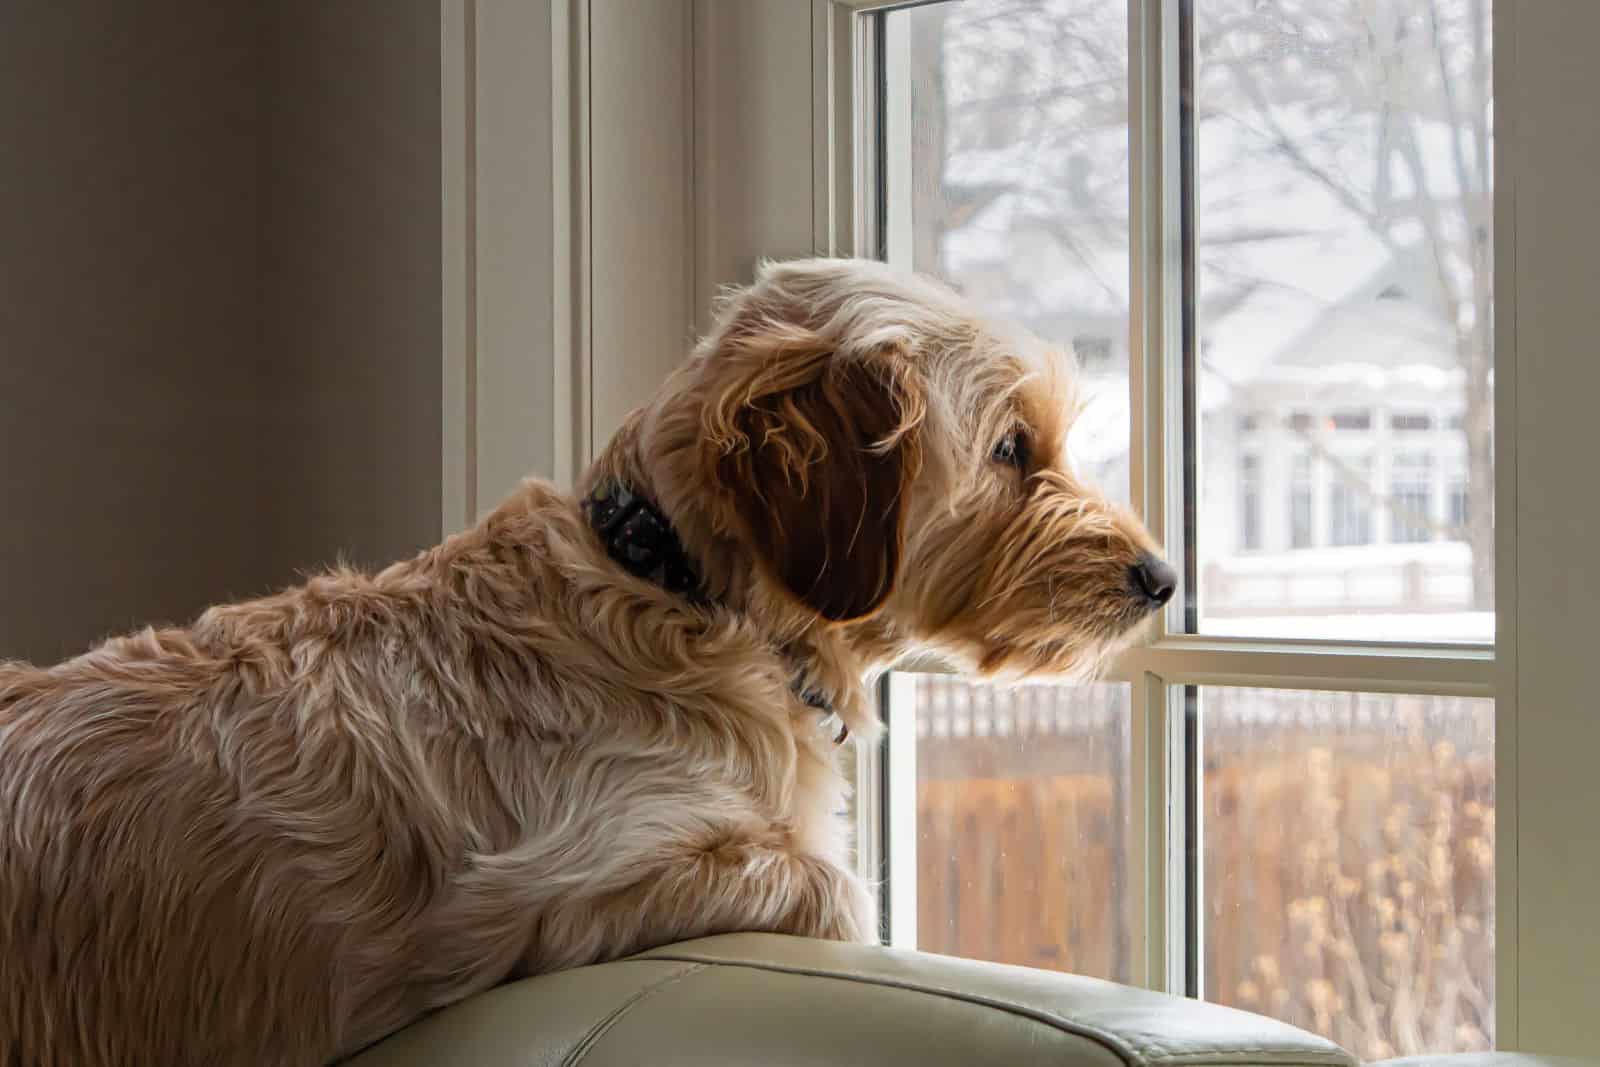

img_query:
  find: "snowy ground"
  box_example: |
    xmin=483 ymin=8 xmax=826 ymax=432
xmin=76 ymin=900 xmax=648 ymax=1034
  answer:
xmin=1202 ymin=611 xmax=1493 ymax=644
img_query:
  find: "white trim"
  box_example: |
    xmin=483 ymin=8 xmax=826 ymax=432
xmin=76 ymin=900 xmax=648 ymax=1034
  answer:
xmin=1127 ymin=0 xmax=1186 ymax=992
xmin=1175 ymin=683 xmax=1199 ymax=999
xmin=440 ymin=0 xmax=589 ymax=523
xmin=573 ymin=0 xmax=594 ymax=471
xmin=441 ymin=0 xmax=475 ymax=534
xmin=885 ymin=672 xmax=920 ymax=949
xmin=1129 ymin=0 xmax=1185 ymax=645
xmin=1114 ymin=639 xmax=1495 ymax=697
xmin=1491 ymin=0 xmax=1518 ymax=1046
xmin=1495 ymin=2 xmax=1600 ymax=1049
xmin=852 ymin=705 xmax=885 ymax=904
xmin=549 ymin=0 xmax=584 ymax=484
xmin=881 ymin=14 xmax=912 ymax=268
xmin=896 ymin=637 xmax=1494 ymax=696
xmin=1129 ymin=672 xmax=1183 ymax=992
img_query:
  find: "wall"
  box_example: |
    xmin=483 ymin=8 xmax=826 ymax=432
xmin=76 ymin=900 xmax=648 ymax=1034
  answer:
xmin=691 ymin=0 xmax=818 ymax=337
xmin=589 ymin=0 xmax=694 ymax=448
xmin=0 ymin=1 xmax=266 ymax=663
xmin=261 ymin=0 xmax=442 ymax=576
xmin=0 ymin=1 xmax=443 ymax=664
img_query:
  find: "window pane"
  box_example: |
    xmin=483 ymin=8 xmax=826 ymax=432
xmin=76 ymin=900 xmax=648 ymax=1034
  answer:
xmin=911 ymin=676 xmax=1133 ymax=983
xmin=883 ymin=2 xmax=1134 ymax=986
xmin=889 ymin=0 xmax=1131 ymax=504
xmin=1203 ymin=687 xmax=1495 ymax=1058
xmin=1195 ymin=1 xmax=1494 ymax=643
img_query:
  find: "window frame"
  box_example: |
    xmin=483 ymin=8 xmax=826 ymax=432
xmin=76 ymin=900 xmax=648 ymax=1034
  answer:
xmin=830 ymin=0 xmax=1503 ymax=1009
xmin=444 ymin=0 xmax=1600 ymax=1049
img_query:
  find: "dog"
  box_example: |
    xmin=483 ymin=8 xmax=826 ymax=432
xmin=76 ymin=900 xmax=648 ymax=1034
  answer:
xmin=0 ymin=257 xmax=1174 ymax=1065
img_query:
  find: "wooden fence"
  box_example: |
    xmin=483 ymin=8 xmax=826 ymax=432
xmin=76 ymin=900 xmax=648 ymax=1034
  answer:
xmin=908 ymin=678 xmax=1494 ymax=1061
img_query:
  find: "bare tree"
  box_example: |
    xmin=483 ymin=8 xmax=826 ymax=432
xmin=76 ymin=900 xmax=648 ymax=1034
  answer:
xmin=1206 ymin=0 xmax=1493 ymax=607
xmin=910 ymin=1 xmax=1499 ymax=1056
xmin=920 ymin=0 xmax=1493 ymax=607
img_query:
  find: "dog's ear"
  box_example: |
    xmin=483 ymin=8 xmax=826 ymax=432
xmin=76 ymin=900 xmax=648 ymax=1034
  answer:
xmin=705 ymin=323 xmax=923 ymax=622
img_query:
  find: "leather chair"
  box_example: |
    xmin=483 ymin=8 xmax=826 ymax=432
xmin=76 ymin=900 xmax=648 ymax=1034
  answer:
xmin=350 ymin=933 xmax=1356 ymax=1065
xmin=349 ymin=935 xmax=1590 ymax=1067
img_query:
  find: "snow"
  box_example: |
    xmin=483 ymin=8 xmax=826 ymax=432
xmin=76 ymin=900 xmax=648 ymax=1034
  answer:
xmin=1203 ymin=611 xmax=1493 ymax=643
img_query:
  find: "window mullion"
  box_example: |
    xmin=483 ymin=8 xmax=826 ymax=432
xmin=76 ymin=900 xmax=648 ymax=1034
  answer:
xmin=1128 ymin=0 xmax=1187 ymax=639
xmin=1110 ymin=640 xmax=1495 ymax=697
xmin=1129 ymin=671 xmax=1191 ymax=994
xmin=1127 ymin=0 xmax=1190 ymax=994
xmin=882 ymin=672 xmax=920 ymax=949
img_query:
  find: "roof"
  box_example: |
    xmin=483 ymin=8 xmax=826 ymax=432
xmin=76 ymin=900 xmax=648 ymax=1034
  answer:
xmin=936 ymin=102 xmax=1475 ymax=405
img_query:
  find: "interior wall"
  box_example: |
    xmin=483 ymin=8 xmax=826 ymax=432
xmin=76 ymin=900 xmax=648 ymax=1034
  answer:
xmin=0 ymin=1 xmax=443 ymax=665
xmin=588 ymin=0 xmax=694 ymax=447
xmin=261 ymin=0 xmax=442 ymax=580
xmin=691 ymin=0 xmax=817 ymax=335
xmin=0 ymin=1 xmax=266 ymax=663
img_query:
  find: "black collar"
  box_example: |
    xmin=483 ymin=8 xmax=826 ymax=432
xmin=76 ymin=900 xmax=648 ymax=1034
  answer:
xmin=582 ymin=479 xmax=848 ymax=744
xmin=582 ymin=480 xmax=707 ymax=602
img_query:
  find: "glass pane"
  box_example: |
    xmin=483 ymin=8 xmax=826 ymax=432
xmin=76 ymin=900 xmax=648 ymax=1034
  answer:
xmin=1202 ymin=687 xmax=1495 ymax=1058
xmin=910 ymin=676 xmax=1133 ymax=983
xmin=889 ymin=0 xmax=1132 ymax=504
xmin=1195 ymin=1 xmax=1494 ymax=642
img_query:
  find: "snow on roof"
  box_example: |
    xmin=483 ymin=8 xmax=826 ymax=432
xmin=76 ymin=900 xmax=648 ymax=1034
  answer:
xmin=937 ymin=104 xmax=1472 ymax=398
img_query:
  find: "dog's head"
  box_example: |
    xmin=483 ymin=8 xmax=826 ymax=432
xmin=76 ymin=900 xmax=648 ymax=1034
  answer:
xmin=644 ymin=257 xmax=1173 ymax=680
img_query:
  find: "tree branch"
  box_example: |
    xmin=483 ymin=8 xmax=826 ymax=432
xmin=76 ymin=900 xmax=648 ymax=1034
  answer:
xmin=1220 ymin=57 xmax=1401 ymax=247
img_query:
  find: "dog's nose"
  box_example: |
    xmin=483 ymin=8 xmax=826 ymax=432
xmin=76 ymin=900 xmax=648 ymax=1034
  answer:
xmin=1130 ymin=554 xmax=1178 ymax=607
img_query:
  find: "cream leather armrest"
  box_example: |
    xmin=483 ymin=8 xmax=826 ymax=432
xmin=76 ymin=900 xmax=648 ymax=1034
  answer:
xmin=349 ymin=934 xmax=1358 ymax=1067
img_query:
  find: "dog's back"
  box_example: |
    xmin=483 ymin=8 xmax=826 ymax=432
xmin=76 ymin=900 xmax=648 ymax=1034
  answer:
xmin=0 ymin=612 xmax=463 ymax=1066
xmin=0 ymin=635 xmax=324 ymax=1064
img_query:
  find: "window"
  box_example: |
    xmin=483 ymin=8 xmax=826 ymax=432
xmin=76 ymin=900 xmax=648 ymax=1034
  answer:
xmin=1330 ymin=458 xmax=1374 ymax=548
xmin=1074 ymin=335 xmax=1115 ymax=372
xmin=877 ymin=0 xmax=1136 ymax=986
xmin=1203 ymin=688 xmax=1494 ymax=1060
xmin=870 ymin=0 xmax=1494 ymax=1053
xmin=1450 ymin=486 xmax=1470 ymax=531
xmin=883 ymin=0 xmax=1134 ymax=509
xmin=1239 ymin=454 xmax=1262 ymax=552
xmin=1390 ymin=452 xmax=1435 ymax=545
xmin=1290 ymin=453 xmax=1314 ymax=550
xmin=904 ymin=676 xmax=1134 ymax=983
xmin=478 ymin=0 xmax=1600 ymax=1045
xmin=1192 ymin=0 xmax=1493 ymax=643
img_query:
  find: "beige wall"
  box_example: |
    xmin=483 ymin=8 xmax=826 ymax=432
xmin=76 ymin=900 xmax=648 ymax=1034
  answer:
xmin=261 ymin=0 xmax=442 ymax=579
xmin=0 ymin=1 xmax=442 ymax=664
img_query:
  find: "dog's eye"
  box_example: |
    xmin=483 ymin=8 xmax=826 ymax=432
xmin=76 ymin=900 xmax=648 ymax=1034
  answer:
xmin=992 ymin=430 xmax=1028 ymax=470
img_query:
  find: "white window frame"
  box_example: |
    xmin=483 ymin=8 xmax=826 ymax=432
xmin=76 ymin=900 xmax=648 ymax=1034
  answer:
xmin=447 ymin=0 xmax=1600 ymax=1052
xmin=849 ymin=0 xmax=1499 ymax=998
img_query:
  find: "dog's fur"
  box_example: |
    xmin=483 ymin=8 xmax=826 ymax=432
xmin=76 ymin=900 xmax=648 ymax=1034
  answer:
xmin=0 ymin=258 xmax=1165 ymax=1065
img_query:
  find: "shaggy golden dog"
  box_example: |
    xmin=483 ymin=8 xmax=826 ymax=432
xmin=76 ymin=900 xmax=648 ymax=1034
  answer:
xmin=0 ymin=258 xmax=1174 ymax=1065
